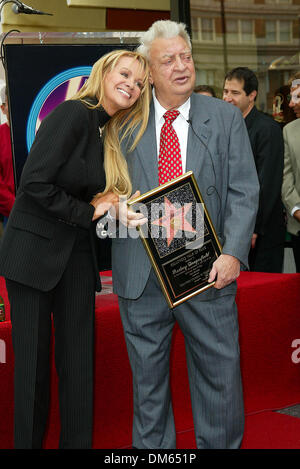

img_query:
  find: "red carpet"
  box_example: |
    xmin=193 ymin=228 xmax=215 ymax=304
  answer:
xmin=242 ymin=412 xmax=300 ymax=449
xmin=236 ymin=272 xmax=300 ymax=414
xmin=1 ymin=271 xmax=300 ymax=449
xmin=175 ymin=412 xmax=300 ymax=449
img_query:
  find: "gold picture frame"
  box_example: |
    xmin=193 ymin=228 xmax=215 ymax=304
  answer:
xmin=128 ymin=171 xmax=222 ymax=308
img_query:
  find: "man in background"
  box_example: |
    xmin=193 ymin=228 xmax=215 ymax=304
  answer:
xmin=223 ymin=67 xmax=285 ymax=272
xmin=281 ymin=72 xmax=300 ymax=272
xmin=194 ymin=84 xmax=216 ymax=97
xmin=0 ymin=86 xmax=15 ymax=230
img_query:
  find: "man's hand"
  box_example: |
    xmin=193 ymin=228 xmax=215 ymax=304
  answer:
xmin=208 ymin=254 xmax=240 ymax=290
xmin=293 ymin=209 xmax=300 ymax=223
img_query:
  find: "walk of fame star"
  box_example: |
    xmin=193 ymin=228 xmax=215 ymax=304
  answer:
xmin=151 ymin=197 xmax=196 ymax=247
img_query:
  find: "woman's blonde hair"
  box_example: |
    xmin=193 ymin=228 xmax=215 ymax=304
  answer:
xmin=72 ymin=49 xmax=151 ymax=197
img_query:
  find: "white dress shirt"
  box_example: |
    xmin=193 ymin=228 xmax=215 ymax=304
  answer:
xmin=153 ymin=89 xmax=190 ymax=173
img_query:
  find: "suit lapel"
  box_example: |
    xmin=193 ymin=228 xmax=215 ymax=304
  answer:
xmin=186 ymin=93 xmax=212 ymax=179
xmin=133 ymin=94 xmax=212 ymax=189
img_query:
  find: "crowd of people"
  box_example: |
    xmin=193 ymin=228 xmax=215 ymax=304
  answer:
xmin=197 ymin=68 xmax=300 ymax=274
xmin=0 ymin=19 xmax=299 ymax=449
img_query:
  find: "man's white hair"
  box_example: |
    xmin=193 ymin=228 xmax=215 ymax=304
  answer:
xmin=137 ymin=20 xmax=192 ymax=60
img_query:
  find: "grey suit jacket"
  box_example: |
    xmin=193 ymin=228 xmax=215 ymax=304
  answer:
xmin=281 ymin=118 xmax=300 ymax=236
xmin=112 ymin=93 xmax=259 ymax=301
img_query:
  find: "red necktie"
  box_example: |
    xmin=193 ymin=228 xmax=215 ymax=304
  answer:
xmin=158 ymin=109 xmax=183 ymax=185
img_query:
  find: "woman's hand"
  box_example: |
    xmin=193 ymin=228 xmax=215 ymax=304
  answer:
xmin=118 ymin=191 xmax=148 ymax=228
xmin=90 ymin=192 xmax=119 ymax=221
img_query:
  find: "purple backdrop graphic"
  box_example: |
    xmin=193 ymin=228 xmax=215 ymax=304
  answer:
xmin=4 ymin=43 xmax=135 ymax=186
xmin=35 ymin=76 xmax=88 ymax=133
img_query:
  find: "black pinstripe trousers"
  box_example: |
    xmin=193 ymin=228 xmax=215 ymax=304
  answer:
xmin=6 ymin=241 xmax=96 ymax=449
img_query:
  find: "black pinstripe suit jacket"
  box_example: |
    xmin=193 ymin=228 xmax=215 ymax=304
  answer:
xmin=0 ymin=99 xmax=110 ymax=291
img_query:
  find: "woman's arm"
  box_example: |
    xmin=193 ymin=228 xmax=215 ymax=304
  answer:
xmin=19 ymin=101 xmax=96 ymax=229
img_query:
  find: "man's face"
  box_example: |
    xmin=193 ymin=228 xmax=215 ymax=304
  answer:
xmin=223 ymin=78 xmax=256 ymax=118
xmin=289 ymin=82 xmax=300 ymax=118
xmin=148 ymin=35 xmax=196 ymax=109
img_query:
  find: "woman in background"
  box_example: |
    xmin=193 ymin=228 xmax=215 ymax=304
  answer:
xmin=0 ymin=49 xmax=150 ymax=449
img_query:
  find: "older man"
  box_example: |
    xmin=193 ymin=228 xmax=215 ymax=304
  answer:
xmin=112 ymin=20 xmax=259 ymax=449
xmin=282 ymin=72 xmax=300 ymax=272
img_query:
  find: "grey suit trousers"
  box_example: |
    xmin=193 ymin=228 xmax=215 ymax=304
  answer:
xmin=118 ymin=269 xmax=244 ymax=449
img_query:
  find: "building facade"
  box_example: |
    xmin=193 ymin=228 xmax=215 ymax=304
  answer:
xmin=191 ymin=0 xmax=300 ymax=114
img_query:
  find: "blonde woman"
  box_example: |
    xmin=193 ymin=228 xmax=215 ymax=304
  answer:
xmin=0 ymin=49 xmax=150 ymax=449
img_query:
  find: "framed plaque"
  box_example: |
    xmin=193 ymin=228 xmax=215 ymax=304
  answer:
xmin=127 ymin=171 xmax=222 ymax=308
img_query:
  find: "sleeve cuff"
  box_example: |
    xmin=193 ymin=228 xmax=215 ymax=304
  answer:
xmin=291 ymin=205 xmax=300 ymax=216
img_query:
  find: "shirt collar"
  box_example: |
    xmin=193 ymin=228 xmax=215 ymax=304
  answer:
xmin=152 ymin=88 xmax=191 ymax=123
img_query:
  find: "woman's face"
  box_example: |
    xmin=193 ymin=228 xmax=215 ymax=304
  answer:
xmin=102 ymin=56 xmax=145 ymax=116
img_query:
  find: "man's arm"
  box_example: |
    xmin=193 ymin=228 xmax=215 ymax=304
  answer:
xmin=209 ymin=107 xmax=259 ymax=288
